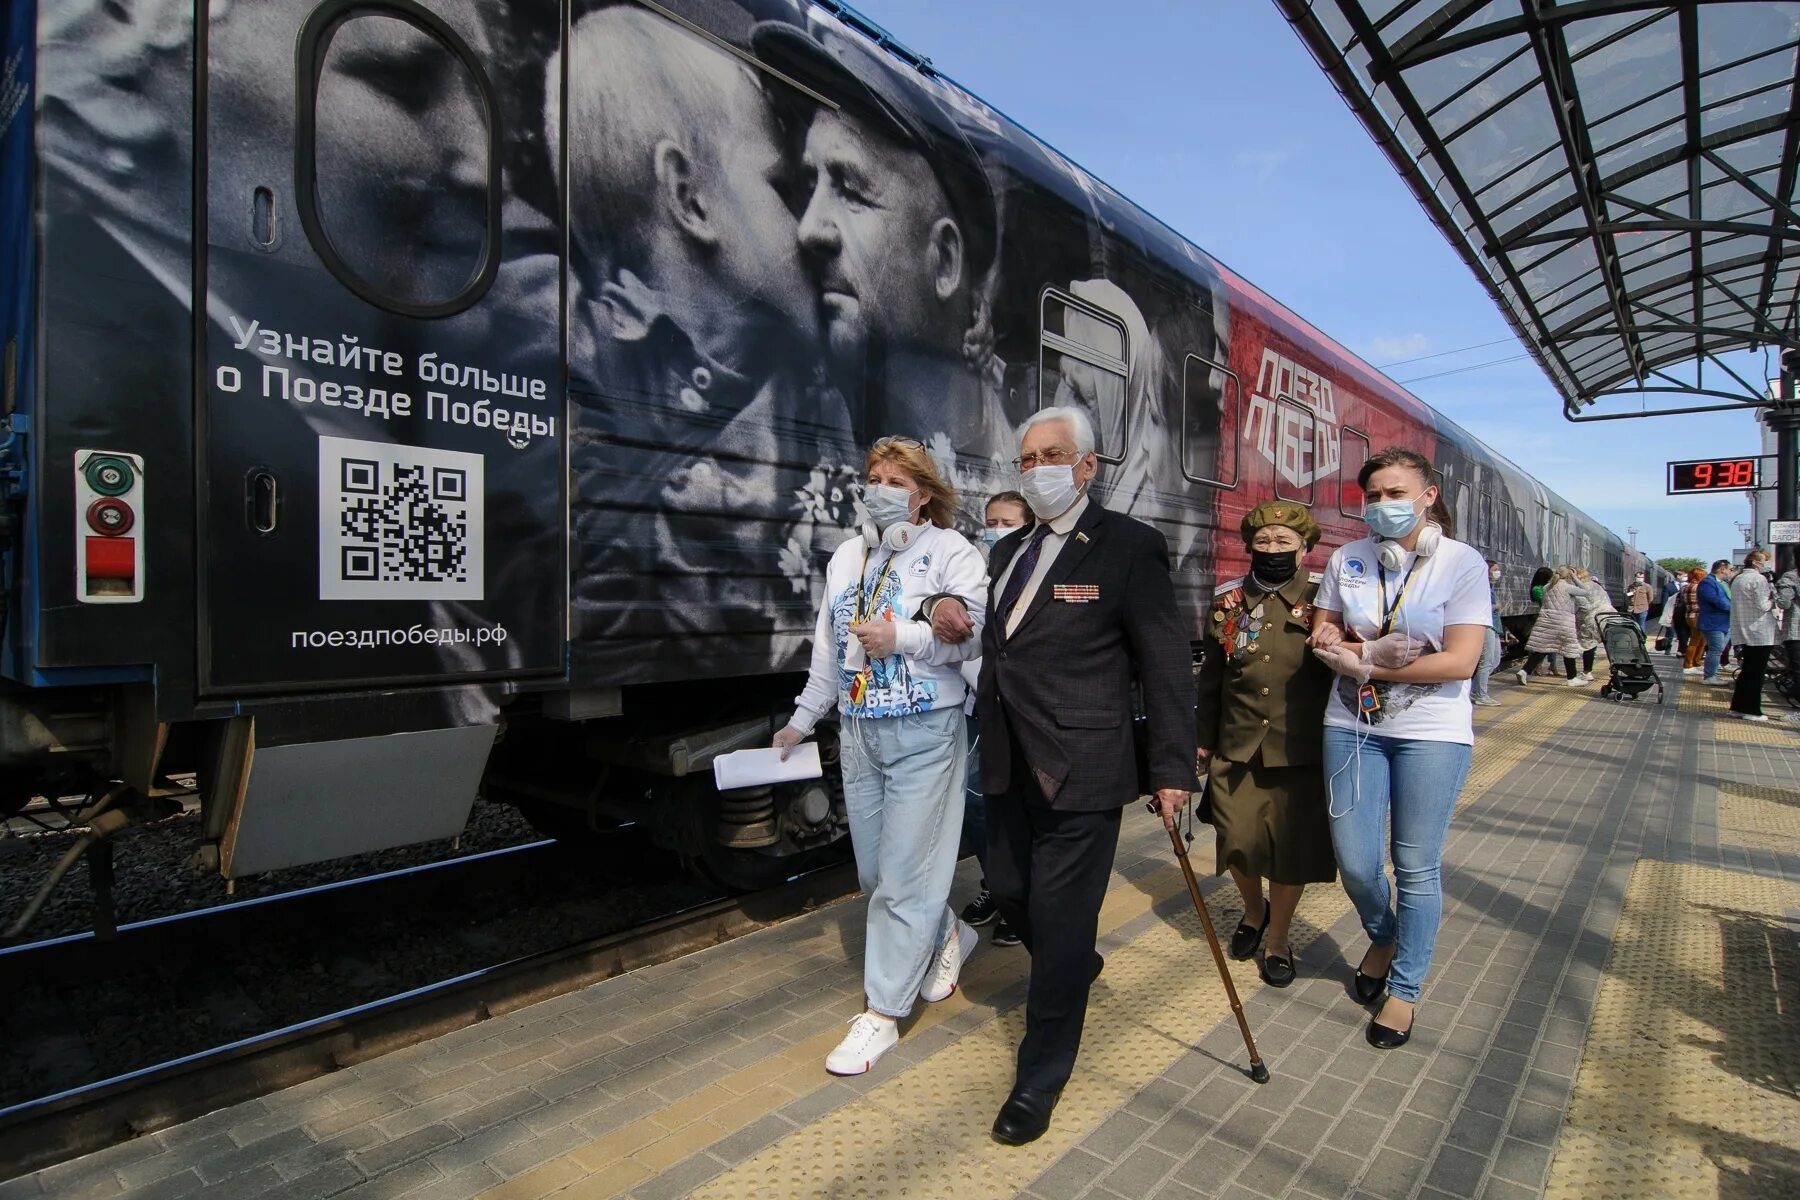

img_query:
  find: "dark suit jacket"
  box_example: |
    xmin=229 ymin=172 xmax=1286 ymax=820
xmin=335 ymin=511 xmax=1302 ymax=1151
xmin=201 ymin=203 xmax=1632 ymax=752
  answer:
xmin=977 ymin=501 xmax=1195 ymax=810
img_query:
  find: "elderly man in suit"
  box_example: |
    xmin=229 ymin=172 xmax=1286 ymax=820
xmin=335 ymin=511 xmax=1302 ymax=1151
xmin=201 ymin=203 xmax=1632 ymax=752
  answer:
xmin=926 ymin=405 xmax=1195 ymax=1144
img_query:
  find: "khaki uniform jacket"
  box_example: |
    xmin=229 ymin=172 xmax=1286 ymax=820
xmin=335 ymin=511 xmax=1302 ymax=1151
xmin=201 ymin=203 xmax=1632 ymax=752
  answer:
xmin=1194 ymin=573 xmax=1331 ymax=769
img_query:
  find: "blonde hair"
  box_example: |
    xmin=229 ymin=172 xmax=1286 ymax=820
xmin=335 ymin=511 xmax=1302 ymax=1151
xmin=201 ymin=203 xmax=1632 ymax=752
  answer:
xmin=1553 ymin=564 xmax=1583 ymax=584
xmin=867 ymin=440 xmax=958 ymax=529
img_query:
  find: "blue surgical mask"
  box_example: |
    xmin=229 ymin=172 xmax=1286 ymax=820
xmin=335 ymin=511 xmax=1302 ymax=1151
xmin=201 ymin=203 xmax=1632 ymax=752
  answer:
xmin=863 ymin=483 xmax=915 ymax=531
xmin=982 ymin=524 xmax=1027 ymax=548
xmin=1363 ymin=497 xmax=1423 ymax=540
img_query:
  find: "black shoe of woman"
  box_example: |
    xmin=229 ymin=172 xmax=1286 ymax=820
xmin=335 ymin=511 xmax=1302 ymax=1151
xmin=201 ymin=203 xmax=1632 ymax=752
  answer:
xmin=1353 ymin=968 xmax=1388 ymax=1004
xmin=1229 ymin=906 xmax=1270 ymax=961
xmin=1259 ymin=950 xmax=1296 ymax=988
xmin=1366 ymin=1016 xmax=1412 ymax=1049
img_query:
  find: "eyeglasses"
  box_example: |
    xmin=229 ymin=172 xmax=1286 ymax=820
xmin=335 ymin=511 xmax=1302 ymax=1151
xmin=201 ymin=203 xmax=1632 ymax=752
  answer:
xmin=873 ymin=435 xmax=925 ymax=451
xmin=1011 ymin=447 xmax=1078 ymax=472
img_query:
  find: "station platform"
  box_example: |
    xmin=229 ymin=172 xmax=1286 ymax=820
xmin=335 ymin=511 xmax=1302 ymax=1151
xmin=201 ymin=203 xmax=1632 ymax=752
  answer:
xmin=6 ymin=660 xmax=1797 ymax=1200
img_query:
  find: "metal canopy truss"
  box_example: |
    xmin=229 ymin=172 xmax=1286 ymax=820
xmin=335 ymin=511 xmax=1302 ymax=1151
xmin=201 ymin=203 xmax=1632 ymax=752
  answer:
xmin=1274 ymin=1 xmax=1800 ymax=419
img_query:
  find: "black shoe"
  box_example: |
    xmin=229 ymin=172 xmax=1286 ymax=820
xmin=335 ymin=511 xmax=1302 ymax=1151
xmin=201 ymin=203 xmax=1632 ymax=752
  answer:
xmin=1259 ymin=951 xmax=1296 ymax=988
xmin=1353 ymin=970 xmax=1389 ymax=1005
xmin=1092 ymin=952 xmax=1105 ymax=981
xmin=961 ymin=889 xmax=998 ymax=927
xmin=991 ymin=916 xmax=1021 ymax=947
xmin=1366 ymin=1017 xmax=1412 ymax=1049
xmin=992 ymin=1085 xmax=1060 ymax=1145
xmin=1229 ymin=906 xmax=1270 ymax=961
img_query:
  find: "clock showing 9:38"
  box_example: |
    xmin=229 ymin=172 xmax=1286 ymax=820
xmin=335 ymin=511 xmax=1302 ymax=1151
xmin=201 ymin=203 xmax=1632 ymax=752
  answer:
xmin=1666 ymin=457 xmax=1761 ymax=494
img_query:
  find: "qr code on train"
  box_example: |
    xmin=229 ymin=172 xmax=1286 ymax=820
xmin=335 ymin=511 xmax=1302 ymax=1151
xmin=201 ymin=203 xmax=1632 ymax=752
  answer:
xmin=318 ymin=436 xmax=484 ymax=600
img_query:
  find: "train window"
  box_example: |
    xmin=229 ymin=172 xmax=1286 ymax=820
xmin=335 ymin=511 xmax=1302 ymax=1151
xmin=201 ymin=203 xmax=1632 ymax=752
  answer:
xmin=1479 ymin=490 xmax=1492 ymax=549
xmin=1452 ymin=481 xmax=1471 ymax=543
xmin=1337 ymin=427 xmax=1371 ymax=516
xmin=1181 ymin=354 xmax=1240 ymax=488
xmin=1271 ymin=397 xmax=1315 ymax=505
xmin=295 ymin=0 xmax=501 ymax=318
xmin=1040 ymin=289 xmax=1129 ymax=463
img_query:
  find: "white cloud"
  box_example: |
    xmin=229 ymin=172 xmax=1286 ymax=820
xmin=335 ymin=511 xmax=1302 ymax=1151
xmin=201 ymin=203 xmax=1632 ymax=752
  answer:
xmin=1232 ymin=147 xmax=1296 ymax=189
xmin=1370 ymin=333 xmax=1431 ymax=362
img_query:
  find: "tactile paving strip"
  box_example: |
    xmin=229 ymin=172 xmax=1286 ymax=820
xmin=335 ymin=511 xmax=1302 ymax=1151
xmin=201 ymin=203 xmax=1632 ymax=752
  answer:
xmin=1711 ymin=713 xmax=1800 ymax=744
xmin=1544 ymin=860 xmax=1800 ymax=1200
xmin=683 ymin=689 xmax=1599 ymax=1200
xmin=1714 ymin=781 xmax=1800 ymax=858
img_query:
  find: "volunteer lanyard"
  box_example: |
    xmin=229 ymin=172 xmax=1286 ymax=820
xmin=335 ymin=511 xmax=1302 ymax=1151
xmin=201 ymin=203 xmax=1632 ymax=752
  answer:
xmin=1376 ymin=556 xmax=1422 ymax=637
xmin=853 ymin=545 xmax=899 ymax=625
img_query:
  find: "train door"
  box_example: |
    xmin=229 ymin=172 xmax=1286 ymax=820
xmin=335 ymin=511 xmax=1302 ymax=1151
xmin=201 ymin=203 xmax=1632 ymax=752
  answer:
xmin=197 ymin=0 xmax=565 ymax=694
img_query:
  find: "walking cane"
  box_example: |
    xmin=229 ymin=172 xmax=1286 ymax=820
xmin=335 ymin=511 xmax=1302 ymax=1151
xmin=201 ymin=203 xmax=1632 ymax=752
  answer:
xmin=1155 ymin=801 xmax=1271 ymax=1083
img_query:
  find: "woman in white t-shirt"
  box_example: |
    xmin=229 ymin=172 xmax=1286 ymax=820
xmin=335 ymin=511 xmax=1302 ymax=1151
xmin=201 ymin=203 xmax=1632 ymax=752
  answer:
xmin=773 ymin=437 xmax=988 ymax=1076
xmin=1310 ymin=448 xmax=1491 ymax=1050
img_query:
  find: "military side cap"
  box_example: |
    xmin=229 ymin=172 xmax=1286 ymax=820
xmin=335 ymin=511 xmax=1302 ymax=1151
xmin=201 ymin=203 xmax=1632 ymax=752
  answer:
xmin=1241 ymin=501 xmax=1320 ymax=548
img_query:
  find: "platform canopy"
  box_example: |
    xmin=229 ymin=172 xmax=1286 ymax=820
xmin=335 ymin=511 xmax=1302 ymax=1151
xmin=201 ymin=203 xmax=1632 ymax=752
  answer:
xmin=1274 ymin=1 xmax=1800 ymax=418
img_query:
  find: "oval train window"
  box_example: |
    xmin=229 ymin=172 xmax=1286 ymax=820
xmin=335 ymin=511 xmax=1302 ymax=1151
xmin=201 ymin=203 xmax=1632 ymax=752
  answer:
xmin=295 ymin=0 xmax=501 ymax=318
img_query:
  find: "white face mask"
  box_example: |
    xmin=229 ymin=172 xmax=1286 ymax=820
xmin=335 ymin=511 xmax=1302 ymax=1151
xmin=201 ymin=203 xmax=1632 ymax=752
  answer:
xmin=862 ymin=483 xmax=916 ymax=531
xmin=1019 ymin=464 xmax=1080 ymax=520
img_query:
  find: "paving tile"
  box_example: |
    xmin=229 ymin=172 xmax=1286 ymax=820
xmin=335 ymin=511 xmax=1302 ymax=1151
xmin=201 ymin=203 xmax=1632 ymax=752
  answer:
xmin=1424 ymin=1145 xmax=1490 ymax=1198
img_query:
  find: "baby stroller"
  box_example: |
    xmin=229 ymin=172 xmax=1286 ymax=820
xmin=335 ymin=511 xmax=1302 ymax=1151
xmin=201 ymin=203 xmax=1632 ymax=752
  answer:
xmin=1598 ymin=612 xmax=1664 ymax=704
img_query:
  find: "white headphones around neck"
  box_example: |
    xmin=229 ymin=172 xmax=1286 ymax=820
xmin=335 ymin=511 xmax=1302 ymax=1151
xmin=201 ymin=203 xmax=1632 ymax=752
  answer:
xmin=863 ymin=520 xmax=926 ymax=552
xmin=1377 ymin=520 xmax=1441 ymax=570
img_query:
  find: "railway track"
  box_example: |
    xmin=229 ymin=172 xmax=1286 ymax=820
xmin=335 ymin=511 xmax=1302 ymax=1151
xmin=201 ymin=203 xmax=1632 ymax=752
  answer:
xmin=0 ymin=841 xmax=859 ymax=1180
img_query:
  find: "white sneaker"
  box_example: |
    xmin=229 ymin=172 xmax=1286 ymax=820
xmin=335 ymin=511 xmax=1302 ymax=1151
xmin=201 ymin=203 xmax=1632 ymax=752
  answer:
xmin=920 ymin=919 xmax=978 ymax=1002
xmin=825 ymin=1013 xmax=898 ymax=1076
xmin=1564 ymin=676 xmax=1587 ymax=687
xmin=1681 ymin=667 xmax=1704 ymax=676
xmin=1734 ymin=713 xmax=1770 ymax=722
xmin=1515 ymin=669 xmax=1530 ymax=686
xmin=1702 ymin=676 xmax=1730 ymax=687
xmin=1577 ymin=672 xmax=1595 ymax=684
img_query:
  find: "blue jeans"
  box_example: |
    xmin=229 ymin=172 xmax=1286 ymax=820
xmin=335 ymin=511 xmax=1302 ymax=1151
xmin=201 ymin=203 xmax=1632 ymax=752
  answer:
xmin=1323 ymin=727 xmax=1472 ymax=1004
xmin=960 ymin=713 xmax=987 ymax=876
xmin=1703 ymin=629 xmax=1729 ymax=678
xmin=840 ymin=705 xmax=966 ymax=1017
xmin=1472 ymin=628 xmax=1500 ymax=700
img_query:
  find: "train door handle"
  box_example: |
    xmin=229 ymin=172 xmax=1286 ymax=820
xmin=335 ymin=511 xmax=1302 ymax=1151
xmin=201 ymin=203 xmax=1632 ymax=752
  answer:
xmin=247 ymin=470 xmax=280 ymax=534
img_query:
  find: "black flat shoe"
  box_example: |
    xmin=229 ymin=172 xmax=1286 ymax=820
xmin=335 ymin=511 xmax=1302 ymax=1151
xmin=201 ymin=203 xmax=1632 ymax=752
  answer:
xmin=1366 ymin=1017 xmax=1412 ymax=1049
xmin=1259 ymin=951 xmax=1296 ymax=988
xmin=1229 ymin=906 xmax=1270 ymax=961
xmin=1353 ymin=969 xmax=1389 ymax=1005
xmin=992 ymin=1085 xmax=1061 ymax=1145
xmin=1092 ymin=952 xmax=1105 ymax=982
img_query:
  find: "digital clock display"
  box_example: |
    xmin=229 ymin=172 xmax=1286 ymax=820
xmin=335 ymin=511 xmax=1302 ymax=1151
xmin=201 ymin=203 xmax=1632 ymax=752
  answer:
xmin=1667 ymin=457 xmax=1760 ymax=494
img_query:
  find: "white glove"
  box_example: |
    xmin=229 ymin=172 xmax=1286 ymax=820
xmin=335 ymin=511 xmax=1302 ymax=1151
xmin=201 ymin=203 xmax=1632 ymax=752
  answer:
xmin=1313 ymin=643 xmax=1374 ymax=684
xmin=1364 ymin=632 xmax=1430 ymax=669
xmin=772 ymin=724 xmax=806 ymax=761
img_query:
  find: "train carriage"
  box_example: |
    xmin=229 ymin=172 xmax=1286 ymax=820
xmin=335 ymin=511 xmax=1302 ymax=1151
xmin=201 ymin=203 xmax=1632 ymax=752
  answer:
xmin=0 ymin=0 xmax=1656 ymax=904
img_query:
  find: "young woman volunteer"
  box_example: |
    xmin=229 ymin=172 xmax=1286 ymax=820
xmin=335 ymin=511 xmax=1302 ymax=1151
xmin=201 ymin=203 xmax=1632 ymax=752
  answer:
xmin=958 ymin=492 xmax=1032 ymax=948
xmin=1309 ymin=448 xmax=1491 ymax=1049
xmin=773 ymin=437 xmax=987 ymax=1076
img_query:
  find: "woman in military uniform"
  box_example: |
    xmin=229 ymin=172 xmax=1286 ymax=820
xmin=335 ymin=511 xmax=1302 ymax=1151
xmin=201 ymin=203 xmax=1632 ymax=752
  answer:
xmin=1195 ymin=502 xmax=1337 ymax=987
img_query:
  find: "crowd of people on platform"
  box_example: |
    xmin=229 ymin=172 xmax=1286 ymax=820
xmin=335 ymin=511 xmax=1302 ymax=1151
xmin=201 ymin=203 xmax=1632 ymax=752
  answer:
xmin=768 ymin=408 xmax=1799 ymax=1146
xmin=772 ymin=413 xmax=1500 ymax=1144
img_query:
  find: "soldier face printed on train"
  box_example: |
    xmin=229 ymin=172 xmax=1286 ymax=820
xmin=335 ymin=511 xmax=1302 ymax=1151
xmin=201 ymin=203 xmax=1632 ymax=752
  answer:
xmin=797 ymin=107 xmax=969 ymax=374
xmin=309 ymin=12 xmax=491 ymax=306
xmin=206 ymin=0 xmax=499 ymax=307
xmin=562 ymin=7 xmax=822 ymax=372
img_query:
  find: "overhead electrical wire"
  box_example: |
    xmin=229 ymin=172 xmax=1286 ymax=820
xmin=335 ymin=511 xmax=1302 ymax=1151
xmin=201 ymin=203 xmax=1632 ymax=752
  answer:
xmin=1394 ymin=353 xmax=1534 ymax=385
xmin=1374 ymin=336 xmax=1519 ymax=368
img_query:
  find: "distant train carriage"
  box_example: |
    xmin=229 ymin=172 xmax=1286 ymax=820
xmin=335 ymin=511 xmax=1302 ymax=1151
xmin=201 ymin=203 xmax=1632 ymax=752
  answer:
xmin=0 ymin=0 xmax=1654 ymax=907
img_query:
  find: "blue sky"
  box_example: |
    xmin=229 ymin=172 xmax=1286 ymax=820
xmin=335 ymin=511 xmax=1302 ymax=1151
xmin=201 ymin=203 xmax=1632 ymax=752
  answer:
xmin=852 ymin=0 xmax=1768 ymax=563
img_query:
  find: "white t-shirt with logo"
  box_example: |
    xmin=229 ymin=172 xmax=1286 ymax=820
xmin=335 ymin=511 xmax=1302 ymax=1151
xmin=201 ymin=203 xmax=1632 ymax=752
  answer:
xmin=1315 ymin=535 xmax=1492 ymax=745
